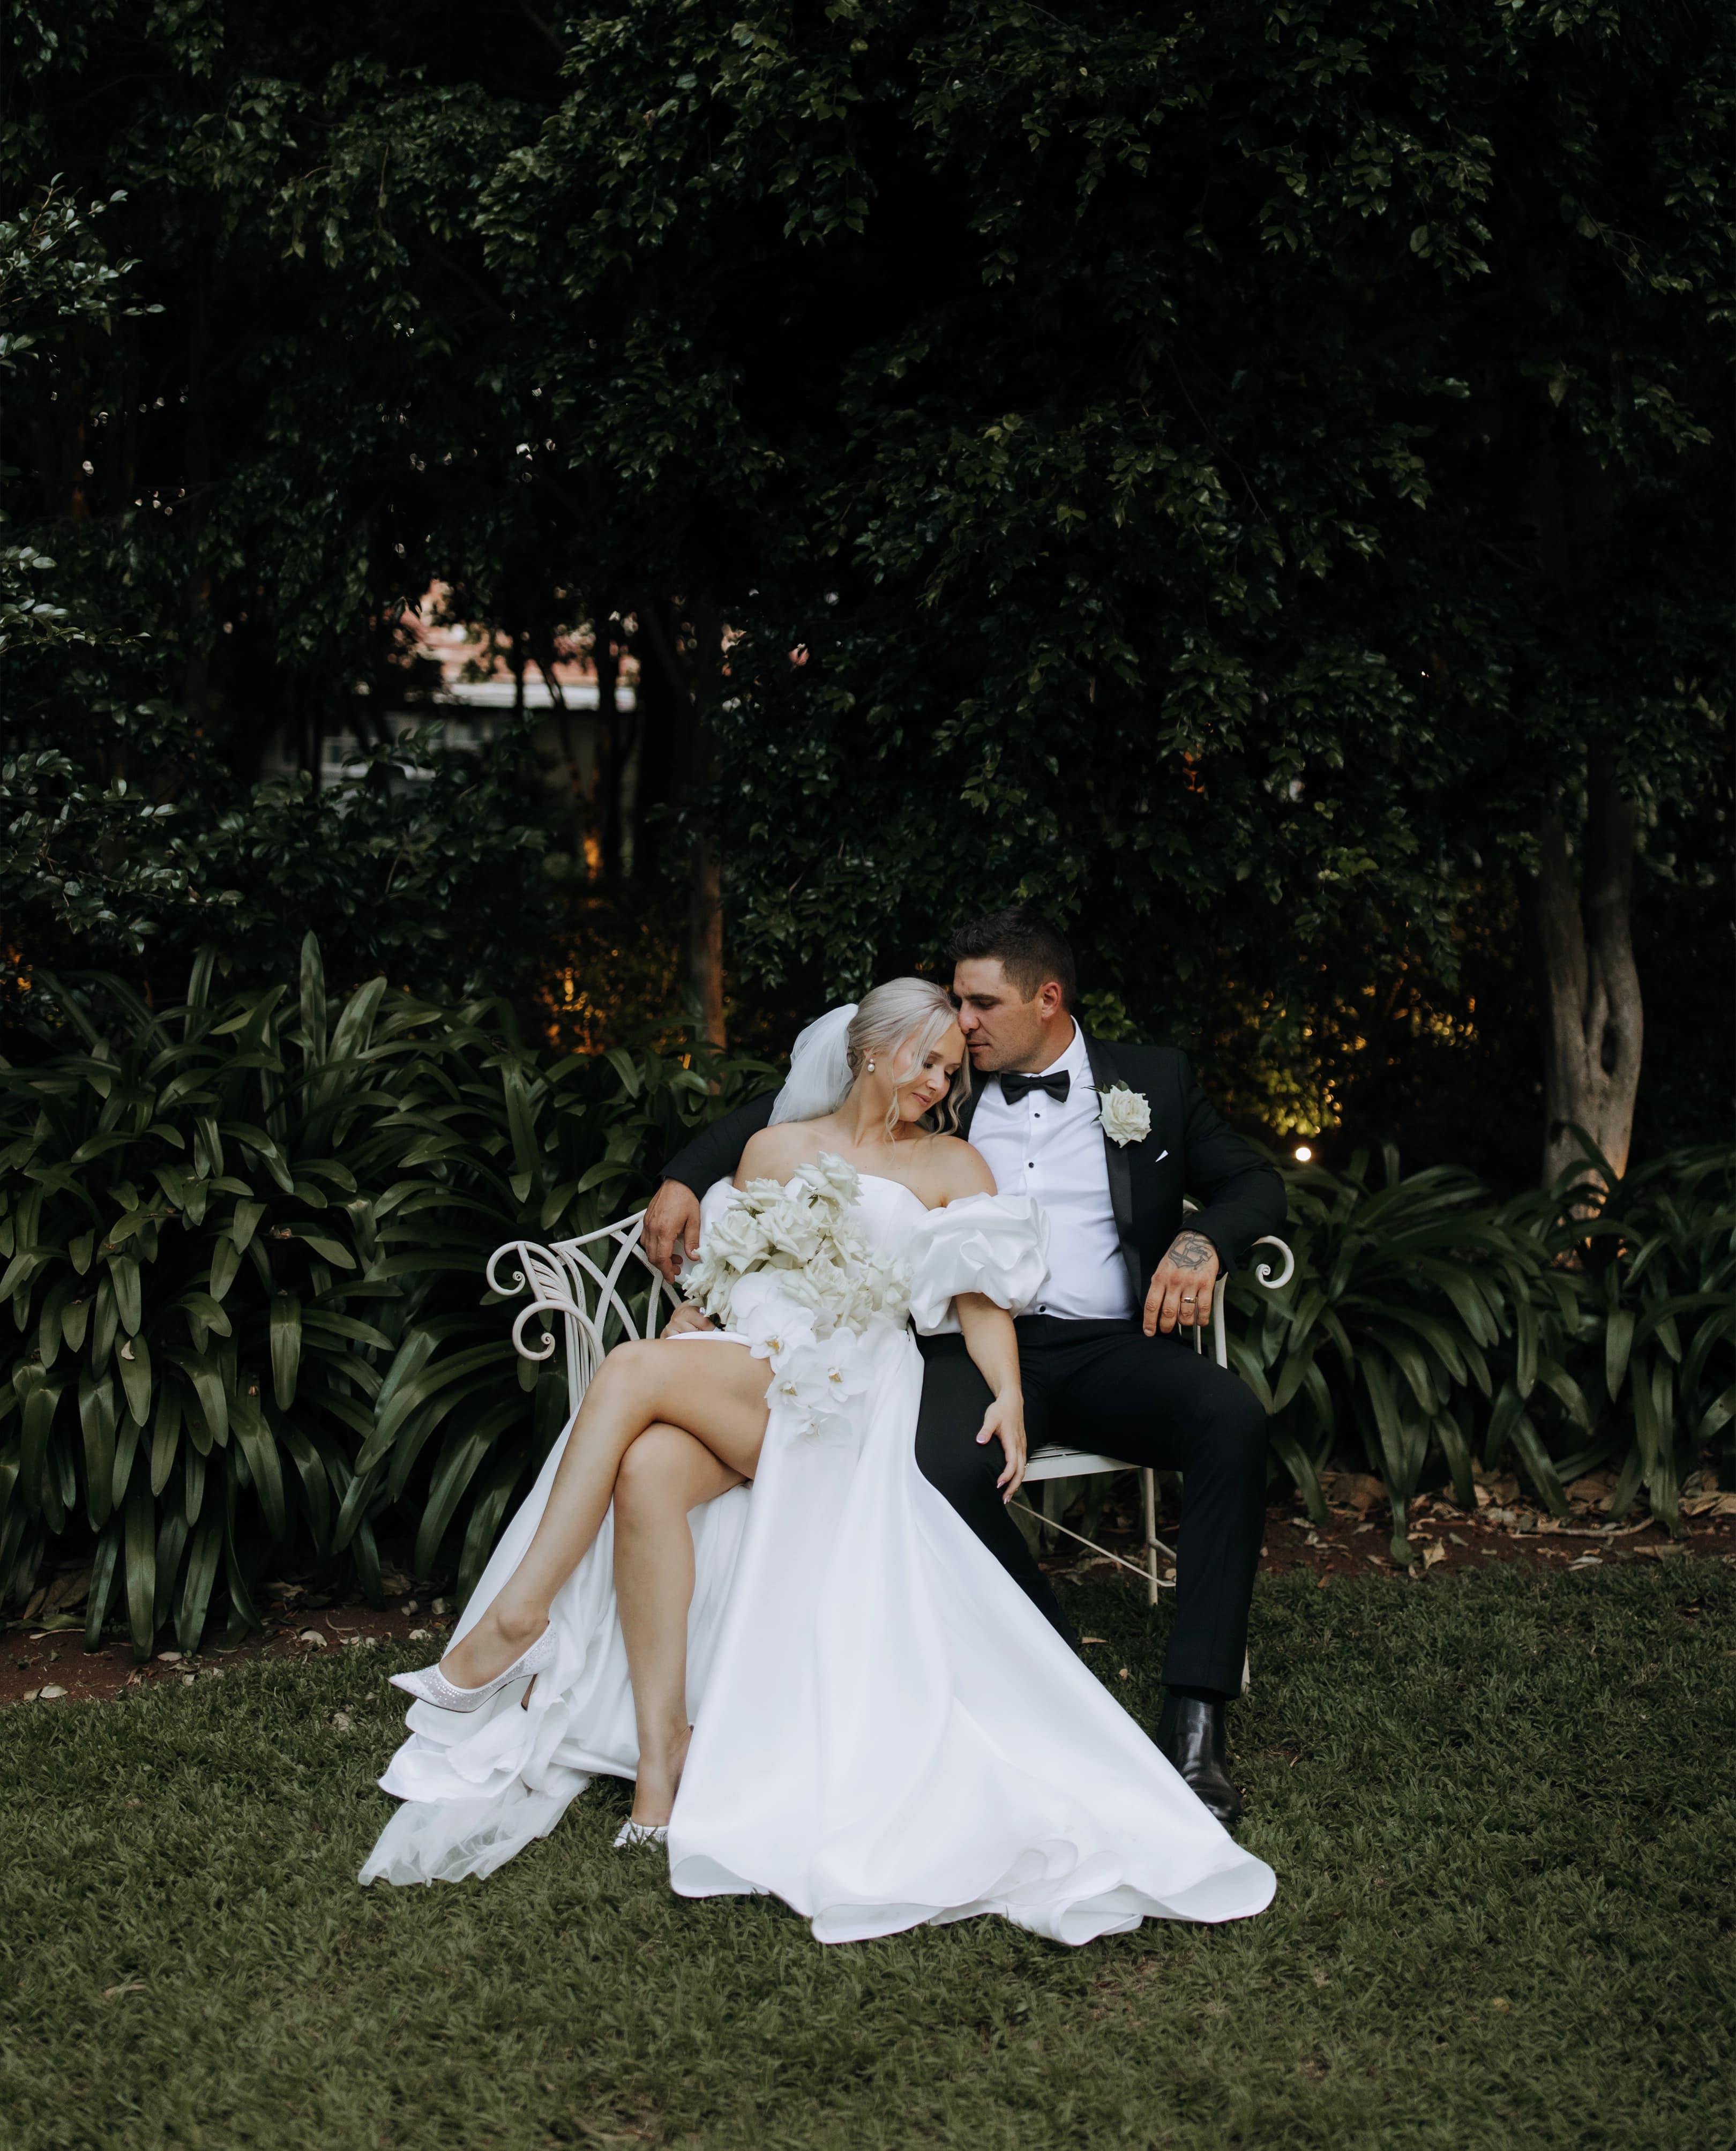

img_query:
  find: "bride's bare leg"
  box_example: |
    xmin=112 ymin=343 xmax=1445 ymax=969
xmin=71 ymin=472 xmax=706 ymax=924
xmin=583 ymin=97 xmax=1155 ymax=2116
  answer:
xmin=612 ymin=1424 xmax=744 ymax=1826
xmin=442 ymin=1340 xmax=769 ymax=1689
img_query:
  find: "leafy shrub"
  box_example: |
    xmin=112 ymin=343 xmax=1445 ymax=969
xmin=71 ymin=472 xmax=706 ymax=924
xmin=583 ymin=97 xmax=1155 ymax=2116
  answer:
xmin=4 ymin=947 xmax=1728 ymax=1641
xmin=1229 ymin=1141 xmax=1736 ymax=1558
xmin=1500 ymin=1142 xmax=1736 ymax=1534
xmin=0 ymin=940 xmax=764 ymax=1653
xmin=1224 ymin=1148 xmax=1536 ymax=1559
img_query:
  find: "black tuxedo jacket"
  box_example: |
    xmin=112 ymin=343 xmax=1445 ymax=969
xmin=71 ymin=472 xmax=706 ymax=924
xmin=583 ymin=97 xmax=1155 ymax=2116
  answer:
xmin=659 ymin=1034 xmax=1286 ymax=1307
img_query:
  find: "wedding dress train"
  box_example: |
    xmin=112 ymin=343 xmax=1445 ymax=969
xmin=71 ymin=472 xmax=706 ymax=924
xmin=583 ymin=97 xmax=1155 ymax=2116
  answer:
xmin=361 ymin=1175 xmax=1276 ymax=1943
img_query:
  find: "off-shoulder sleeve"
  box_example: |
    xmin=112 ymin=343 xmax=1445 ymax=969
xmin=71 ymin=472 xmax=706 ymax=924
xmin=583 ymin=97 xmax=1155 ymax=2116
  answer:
xmin=906 ymin=1194 xmax=1051 ymax=1336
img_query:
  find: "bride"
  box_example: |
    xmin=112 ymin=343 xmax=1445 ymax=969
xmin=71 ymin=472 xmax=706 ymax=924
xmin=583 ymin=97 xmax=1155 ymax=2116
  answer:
xmin=362 ymin=980 xmax=1276 ymax=1944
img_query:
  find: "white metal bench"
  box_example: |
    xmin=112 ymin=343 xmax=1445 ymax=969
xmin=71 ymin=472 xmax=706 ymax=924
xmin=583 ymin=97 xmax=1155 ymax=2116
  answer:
xmin=485 ymin=1210 xmax=1294 ymax=1612
xmin=1013 ymin=1235 xmax=1295 ymax=1605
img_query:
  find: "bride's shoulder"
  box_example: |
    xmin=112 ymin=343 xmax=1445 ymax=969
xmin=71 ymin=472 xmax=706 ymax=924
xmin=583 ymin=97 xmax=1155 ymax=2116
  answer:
xmin=736 ymin=1123 xmax=807 ymax=1184
xmin=917 ymin=1132 xmax=997 ymax=1203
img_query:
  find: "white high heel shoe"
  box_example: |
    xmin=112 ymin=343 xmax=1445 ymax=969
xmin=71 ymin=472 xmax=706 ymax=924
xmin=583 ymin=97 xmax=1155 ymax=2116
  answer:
xmin=612 ymin=1820 xmax=669 ymax=1849
xmin=390 ymin=1626 xmax=556 ymax=1713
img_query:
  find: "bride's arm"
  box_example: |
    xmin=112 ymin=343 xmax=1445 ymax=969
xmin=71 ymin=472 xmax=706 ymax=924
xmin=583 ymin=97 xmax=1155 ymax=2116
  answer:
xmin=954 ymin=1294 xmax=1027 ymax=1502
xmin=921 ymin=1134 xmax=1027 ymax=1497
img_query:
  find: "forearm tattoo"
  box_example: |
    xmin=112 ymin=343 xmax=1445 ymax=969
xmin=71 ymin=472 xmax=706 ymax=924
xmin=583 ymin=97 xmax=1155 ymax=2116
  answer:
xmin=1164 ymin=1230 xmax=1216 ymax=1272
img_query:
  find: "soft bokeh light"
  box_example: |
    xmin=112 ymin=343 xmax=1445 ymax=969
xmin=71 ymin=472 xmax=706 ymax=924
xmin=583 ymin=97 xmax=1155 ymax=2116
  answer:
xmin=1294 ymin=1145 xmax=1313 ymax=1162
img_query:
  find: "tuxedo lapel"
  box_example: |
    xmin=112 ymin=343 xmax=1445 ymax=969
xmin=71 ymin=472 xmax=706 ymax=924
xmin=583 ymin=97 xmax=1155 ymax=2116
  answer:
xmin=1082 ymin=1033 xmax=1145 ymax=1308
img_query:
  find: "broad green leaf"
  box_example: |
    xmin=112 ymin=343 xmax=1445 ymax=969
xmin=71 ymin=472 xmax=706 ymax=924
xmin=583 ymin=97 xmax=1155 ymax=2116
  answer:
xmin=230 ymin=1199 xmax=267 ymax=1252
xmin=414 ymin=1428 xmax=495 ymax=1575
xmin=149 ymin=1384 xmax=182 ymax=1498
xmin=1508 ymin=1411 xmax=1569 ymax=1517
xmin=301 ymin=1310 xmax=393 ymax=1351
xmin=271 ymin=1291 xmax=302 ymax=1409
xmin=208 ymin=1235 xmax=243 ymax=1300
xmin=1696 ymin=1383 xmax=1735 ymax=1442
xmin=116 ymin=1330 xmax=153 ymax=1425
xmin=176 ymin=1289 xmax=233 ymax=1344
xmin=176 ymin=1510 xmax=223 ymax=1654
xmin=78 ymin=1368 xmax=118 ymax=1530
xmin=18 ymin=1369 xmax=64 ymax=1528
xmin=1433 ymin=1409 xmax=1477 ymax=1511
xmin=230 ymin=1391 xmax=288 ymax=1543
xmin=364 ymin=1339 xmax=515 ymax=1462
xmin=1605 ymin=1308 xmax=1635 ymax=1400
xmin=276 ymin=1421 xmax=332 ymax=1550
xmin=124 ymin=1479 xmax=155 ymax=1660
xmin=106 ymin=1253 xmax=141 ymax=1335
xmin=84 ymin=1517 xmax=121 ymax=1651
xmin=166 ymin=1351 xmax=228 ymax=1448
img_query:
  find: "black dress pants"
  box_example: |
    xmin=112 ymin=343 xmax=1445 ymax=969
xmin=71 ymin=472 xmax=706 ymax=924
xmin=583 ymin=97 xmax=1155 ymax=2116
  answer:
xmin=914 ymin=1317 xmax=1269 ymax=1698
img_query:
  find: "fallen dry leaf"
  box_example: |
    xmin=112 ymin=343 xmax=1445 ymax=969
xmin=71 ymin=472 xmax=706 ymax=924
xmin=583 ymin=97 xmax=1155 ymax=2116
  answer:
xmin=36 ymin=1684 xmax=65 ymax=1701
xmin=1423 ymin=1541 xmax=1447 ymax=1568
xmin=102 ymin=1984 xmax=146 ymax=2000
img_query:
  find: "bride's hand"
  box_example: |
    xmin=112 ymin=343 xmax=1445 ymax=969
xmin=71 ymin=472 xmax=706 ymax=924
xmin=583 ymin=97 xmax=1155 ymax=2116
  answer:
xmin=662 ymin=1303 xmax=716 ymax=1336
xmin=976 ymin=1392 xmax=1028 ymax=1502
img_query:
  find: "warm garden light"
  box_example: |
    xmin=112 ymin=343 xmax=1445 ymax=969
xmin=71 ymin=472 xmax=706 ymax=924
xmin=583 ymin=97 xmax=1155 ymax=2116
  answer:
xmin=1294 ymin=1145 xmax=1313 ymax=1162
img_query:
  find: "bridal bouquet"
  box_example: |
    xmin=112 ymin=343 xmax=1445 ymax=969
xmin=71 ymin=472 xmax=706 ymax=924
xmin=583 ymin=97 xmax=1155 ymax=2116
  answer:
xmin=680 ymin=1154 xmax=910 ymax=1431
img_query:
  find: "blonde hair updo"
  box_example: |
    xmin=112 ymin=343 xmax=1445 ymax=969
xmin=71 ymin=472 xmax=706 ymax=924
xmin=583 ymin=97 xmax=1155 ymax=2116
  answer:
xmin=845 ymin=979 xmax=970 ymax=1134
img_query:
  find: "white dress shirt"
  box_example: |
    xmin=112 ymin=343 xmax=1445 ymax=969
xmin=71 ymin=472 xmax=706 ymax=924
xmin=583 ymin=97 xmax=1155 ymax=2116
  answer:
xmin=966 ymin=1020 xmax=1133 ymax=1323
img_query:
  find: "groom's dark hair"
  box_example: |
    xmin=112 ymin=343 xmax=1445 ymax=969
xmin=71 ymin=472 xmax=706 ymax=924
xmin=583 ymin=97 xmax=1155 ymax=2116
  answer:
xmin=947 ymin=906 xmax=1077 ymax=1008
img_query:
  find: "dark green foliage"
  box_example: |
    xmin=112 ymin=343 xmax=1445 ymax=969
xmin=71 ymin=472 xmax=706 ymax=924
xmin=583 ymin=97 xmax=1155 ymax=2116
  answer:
xmin=1502 ymin=1142 xmax=1736 ymax=1536
xmin=0 ymin=938 xmax=766 ymax=1653
xmin=0 ymin=14 xmax=565 ymax=1002
xmin=4 ymin=4 xmax=1727 ymax=1159
xmin=473 ymin=0 xmax=1732 ymax=1072
xmin=1230 ymin=1144 xmax=1736 ymax=1556
xmin=0 ymin=1567 xmax=1729 ymax=2148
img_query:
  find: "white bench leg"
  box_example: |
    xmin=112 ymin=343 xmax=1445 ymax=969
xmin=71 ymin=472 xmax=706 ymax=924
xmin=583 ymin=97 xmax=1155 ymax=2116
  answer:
xmin=1142 ymin=1468 xmax=1161 ymax=1608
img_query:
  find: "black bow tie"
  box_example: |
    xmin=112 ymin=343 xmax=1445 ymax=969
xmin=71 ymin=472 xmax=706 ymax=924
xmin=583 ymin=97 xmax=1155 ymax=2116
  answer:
xmin=999 ymin=1070 xmax=1071 ymax=1104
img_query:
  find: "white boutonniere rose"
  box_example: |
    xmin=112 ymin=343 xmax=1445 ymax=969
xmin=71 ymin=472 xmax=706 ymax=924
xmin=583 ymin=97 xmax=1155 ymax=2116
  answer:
xmin=1096 ymin=1084 xmax=1152 ymax=1147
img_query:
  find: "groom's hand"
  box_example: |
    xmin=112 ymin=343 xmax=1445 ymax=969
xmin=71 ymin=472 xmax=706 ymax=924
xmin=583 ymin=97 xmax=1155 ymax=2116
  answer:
xmin=1143 ymin=1230 xmax=1221 ymax=1338
xmin=643 ymin=1178 xmax=702 ymax=1283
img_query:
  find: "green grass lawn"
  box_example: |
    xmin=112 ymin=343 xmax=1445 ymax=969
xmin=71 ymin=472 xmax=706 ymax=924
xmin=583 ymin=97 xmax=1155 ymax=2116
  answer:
xmin=1 ymin=1565 xmax=1731 ymax=2151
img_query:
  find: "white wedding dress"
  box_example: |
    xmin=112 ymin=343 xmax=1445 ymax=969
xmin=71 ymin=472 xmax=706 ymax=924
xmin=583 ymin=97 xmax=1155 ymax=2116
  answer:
xmin=361 ymin=1175 xmax=1276 ymax=1944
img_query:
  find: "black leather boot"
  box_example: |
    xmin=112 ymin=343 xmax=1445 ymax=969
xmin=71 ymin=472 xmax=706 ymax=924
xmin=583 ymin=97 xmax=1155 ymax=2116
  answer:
xmin=1155 ymin=1693 xmax=1244 ymax=1828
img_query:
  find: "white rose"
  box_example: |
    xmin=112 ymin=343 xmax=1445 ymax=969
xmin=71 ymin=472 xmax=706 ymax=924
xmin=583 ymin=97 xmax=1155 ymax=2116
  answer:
xmin=702 ymin=1205 xmax=765 ymax=1271
xmin=762 ymin=1206 xmax=825 ymax=1264
xmin=1097 ymin=1084 xmax=1153 ymax=1147
xmin=795 ymin=1152 xmax=860 ymax=1208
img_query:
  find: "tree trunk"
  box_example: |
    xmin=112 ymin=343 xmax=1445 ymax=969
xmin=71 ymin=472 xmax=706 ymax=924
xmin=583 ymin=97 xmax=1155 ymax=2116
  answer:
xmin=1529 ymin=745 xmax=1643 ymax=1187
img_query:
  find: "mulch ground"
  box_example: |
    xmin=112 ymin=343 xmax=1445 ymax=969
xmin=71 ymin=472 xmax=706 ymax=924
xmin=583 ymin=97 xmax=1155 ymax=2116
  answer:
xmin=7 ymin=1466 xmax=1733 ymax=1709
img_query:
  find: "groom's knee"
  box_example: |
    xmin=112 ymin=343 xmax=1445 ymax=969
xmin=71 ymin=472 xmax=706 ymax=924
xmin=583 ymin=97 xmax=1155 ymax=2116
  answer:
xmin=1194 ymin=1376 xmax=1269 ymax=1487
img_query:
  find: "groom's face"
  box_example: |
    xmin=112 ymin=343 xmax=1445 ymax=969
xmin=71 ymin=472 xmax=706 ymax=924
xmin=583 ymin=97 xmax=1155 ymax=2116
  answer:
xmin=951 ymin=958 xmax=1058 ymax=1073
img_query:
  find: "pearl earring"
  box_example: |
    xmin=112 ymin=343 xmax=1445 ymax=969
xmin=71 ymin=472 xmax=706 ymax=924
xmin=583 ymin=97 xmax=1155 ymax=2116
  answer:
xmin=866 ymin=1059 xmax=876 ymax=1072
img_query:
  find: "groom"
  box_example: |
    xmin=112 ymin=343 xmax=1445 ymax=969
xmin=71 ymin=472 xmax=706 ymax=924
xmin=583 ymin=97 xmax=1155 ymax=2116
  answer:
xmin=643 ymin=906 xmax=1285 ymax=1826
